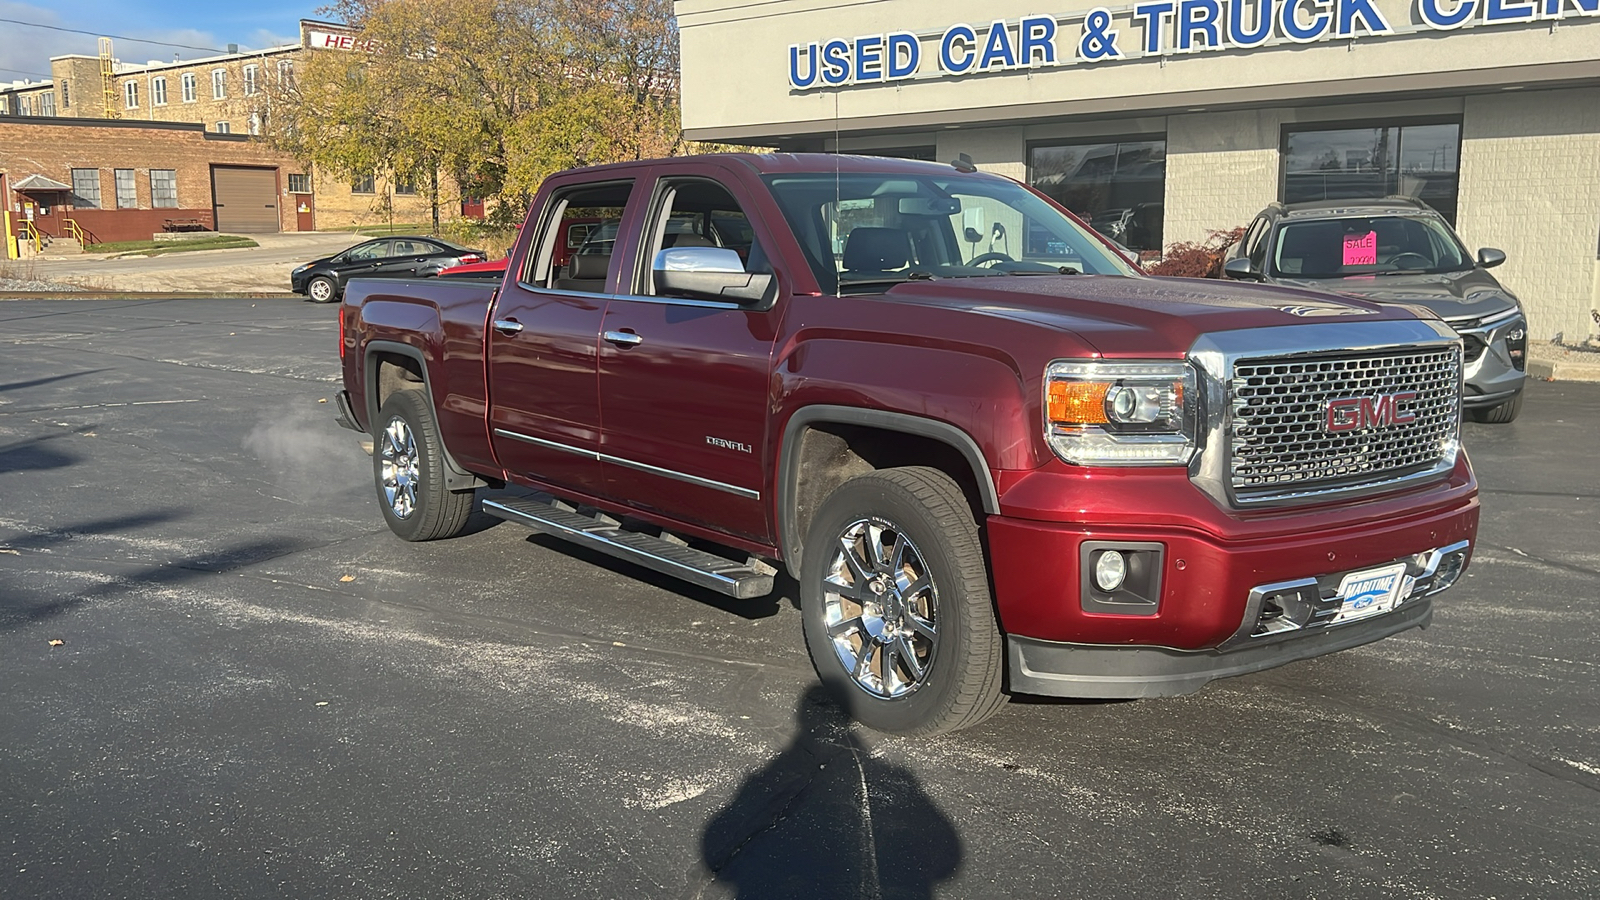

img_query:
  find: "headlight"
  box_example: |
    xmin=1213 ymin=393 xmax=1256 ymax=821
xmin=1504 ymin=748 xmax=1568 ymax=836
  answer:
xmin=292 ymin=264 xmax=310 ymax=274
xmin=1044 ymin=360 xmax=1199 ymax=466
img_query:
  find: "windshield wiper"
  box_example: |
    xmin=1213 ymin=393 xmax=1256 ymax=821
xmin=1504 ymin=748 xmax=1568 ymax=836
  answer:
xmin=1002 ymin=265 xmax=1081 ymax=276
xmin=837 ymin=272 xmax=936 ymax=292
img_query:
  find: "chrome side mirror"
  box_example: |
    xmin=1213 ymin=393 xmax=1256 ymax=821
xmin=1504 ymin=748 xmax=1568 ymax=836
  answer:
xmin=652 ymin=247 xmax=773 ymax=304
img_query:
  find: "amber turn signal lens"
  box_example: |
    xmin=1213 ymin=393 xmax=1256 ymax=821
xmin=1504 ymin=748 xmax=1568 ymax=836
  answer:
xmin=1047 ymin=380 xmax=1110 ymax=425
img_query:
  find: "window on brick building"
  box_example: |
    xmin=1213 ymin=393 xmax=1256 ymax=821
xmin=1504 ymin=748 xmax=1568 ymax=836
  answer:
xmin=352 ymin=173 xmax=376 ymax=194
xmin=181 ymin=73 xmax=196 ymax=103
xmin=60 ymin=79 xmax=68 ymax=108
xmin=1282 ymin=120 xmax=1462 ymax=224
xmin=124 ymin=81 xmax=138 ymax=109
xmin=277 ymin=60 xmax=295 ymax=88
xmin=212 ymin=69 xmax=226 ymax=100
xmin=39 ymin=91 xmax=54 ymax=116
xmin=394 ymin=174 xmax=417 ymax=195
xmin=17 ymin=97 xmax=29 ymax=116
xmin=115 ymin=169 xmax=138 ymax=208
xmin=1030 ymin=138 xmax=1168 ymax=253
xmin=288 ymin=173 xmax=311 ymax=193
xmin=150 ymin=170 xmax=178 ymax=208
xmin=215 ymin=121 xmax=230 ymax=134
xmin=71 ymin=169 xmax=101 ymax=208
xmin=243 ymin=65 xmax=259 ymax=96
xmin=151 ymin=76 xmax=167 ymax=106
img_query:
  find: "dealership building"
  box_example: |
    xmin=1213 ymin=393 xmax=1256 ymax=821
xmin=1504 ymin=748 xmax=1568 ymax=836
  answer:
xmin=677 ymin=0 xmax=1600 ymax=340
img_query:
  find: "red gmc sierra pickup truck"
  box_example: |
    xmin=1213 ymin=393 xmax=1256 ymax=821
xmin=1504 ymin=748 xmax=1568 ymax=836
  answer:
xmin=334 ymin=153 xmax=1479 ymax=735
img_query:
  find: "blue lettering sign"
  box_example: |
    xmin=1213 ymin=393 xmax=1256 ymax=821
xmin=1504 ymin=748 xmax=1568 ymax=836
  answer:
xmin=1080 ymin=7 xmax=1125 ymax=58
xmin=1280 ymin=0 xmax=1331 ymax=41
xmin=1335 ymin=0 xmax=1393 ymax=35
xmin=979 ymin=20 xmax=1019 ymax=69
xmin=1178 ymin=0 xmax=1223 ymax=50
xmin=1418 ymin=0 xmax=1478 ymax=27
xmin=1020 ymin=15 xmax=1058 ymax=65
xmin=821 ymin=38 xmax=850 ymax=84
xmin=1227 ymin=0 xmax=1275 ymax=47
xmin=1133 ymin=1 xmax=1176 ymax=53
xmin=789 ymin=43 xmax=819 ymax=88
xmin=1484 ymin=0 xmax=1537 ymax=20
xmin=1543 ymin=0 xmax=1600 ymax=15
xmin=940 ymin=24 xmax=977 ymax=73
xmin=854 ymin=35 xmax=884 ymax=81
xmin=886 ymin=32 xmax=921 ymax=78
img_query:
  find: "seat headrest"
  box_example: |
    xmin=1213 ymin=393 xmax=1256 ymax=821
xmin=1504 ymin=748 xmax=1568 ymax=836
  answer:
xmin=843 ymin=227 xmax=912 ymax=272
xmin=568 ymin=253 xmax=610 ymax=281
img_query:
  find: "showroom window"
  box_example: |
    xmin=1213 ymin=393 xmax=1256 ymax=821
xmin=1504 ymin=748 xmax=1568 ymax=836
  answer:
xmin=1282 ymin=120 xmax=1462 ymax=223
xmin=1029 ymin=139 xmax=1166 ymax=252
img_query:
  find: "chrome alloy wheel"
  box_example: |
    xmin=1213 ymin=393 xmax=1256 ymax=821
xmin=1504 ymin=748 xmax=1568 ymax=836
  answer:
xmin=379 ymin=415 xmax=420 ymax=519
xmin=821 ymin=518 xmax=939 ymax=699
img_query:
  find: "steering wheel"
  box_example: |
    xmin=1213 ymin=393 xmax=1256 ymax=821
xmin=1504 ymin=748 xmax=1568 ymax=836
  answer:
xmin=967 ymin=251 xmax=1015 ymax=268
xmin=1387 ymin=253 xmax=1432 ymax=269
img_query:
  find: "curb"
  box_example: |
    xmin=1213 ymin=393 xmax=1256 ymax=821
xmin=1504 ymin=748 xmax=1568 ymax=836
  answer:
xmin=1527 ymin=341 xmax=1600 ymax=383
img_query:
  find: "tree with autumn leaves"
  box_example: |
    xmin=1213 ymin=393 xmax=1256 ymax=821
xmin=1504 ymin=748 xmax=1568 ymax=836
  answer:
xmin=270 ymin=0 xmax=683 ymax=225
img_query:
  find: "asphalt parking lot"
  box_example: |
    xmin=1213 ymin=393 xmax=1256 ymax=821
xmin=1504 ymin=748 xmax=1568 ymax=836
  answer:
xmin=2 ymin=297 xmax=1597 ymax=899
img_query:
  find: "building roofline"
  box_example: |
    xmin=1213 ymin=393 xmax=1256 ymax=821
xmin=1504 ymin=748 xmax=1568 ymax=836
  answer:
xmin=0 ymin=114 xmax=221 ymax=135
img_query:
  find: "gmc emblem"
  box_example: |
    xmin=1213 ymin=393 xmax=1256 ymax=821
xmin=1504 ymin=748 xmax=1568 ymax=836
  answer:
xmin=1325 ymin=392 xmax=1418 ymax=433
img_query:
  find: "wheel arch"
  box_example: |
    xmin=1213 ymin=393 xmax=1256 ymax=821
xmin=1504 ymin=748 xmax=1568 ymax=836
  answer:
xmin=363 ymin=339 xmax=485 ymax=491
xmin=778 ymin=405 xmax=1000 ymax=578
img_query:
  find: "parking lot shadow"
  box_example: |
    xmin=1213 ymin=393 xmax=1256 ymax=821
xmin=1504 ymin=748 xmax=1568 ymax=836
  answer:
xmin=698 ymin=686 xmax=962 ymax=899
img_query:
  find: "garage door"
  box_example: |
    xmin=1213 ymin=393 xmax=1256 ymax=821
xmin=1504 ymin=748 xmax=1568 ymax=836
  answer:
xmin=212 ymin=166 xmax=280 ymax=233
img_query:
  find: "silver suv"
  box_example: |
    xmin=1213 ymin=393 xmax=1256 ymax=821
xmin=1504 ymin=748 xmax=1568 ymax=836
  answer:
xmin=1225 ymin=198 xmax=1527 ymax=423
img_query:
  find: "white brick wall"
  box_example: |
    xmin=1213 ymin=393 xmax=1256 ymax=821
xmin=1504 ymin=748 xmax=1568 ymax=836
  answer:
xmin=1164 ymin=110 xmax=1284 ymax=249
xmin=1457 ymin=89 xmax=1600 ymax=342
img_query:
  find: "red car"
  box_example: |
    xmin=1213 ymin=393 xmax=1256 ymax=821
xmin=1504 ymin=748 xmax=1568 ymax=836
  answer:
xmin=437 ymin=218 xmax=600 ymax=279
xmin=336 ymin=154 xmax=1478 ymax=735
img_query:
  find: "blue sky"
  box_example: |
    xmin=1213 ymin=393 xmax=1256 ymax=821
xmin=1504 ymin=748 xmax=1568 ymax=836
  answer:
xmin=1 ymin=0 xmax=327 ymax=83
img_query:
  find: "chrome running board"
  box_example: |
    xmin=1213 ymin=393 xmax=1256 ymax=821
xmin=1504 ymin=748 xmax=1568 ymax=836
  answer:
xmin=482 ymin=496 xmax=775 ymax=599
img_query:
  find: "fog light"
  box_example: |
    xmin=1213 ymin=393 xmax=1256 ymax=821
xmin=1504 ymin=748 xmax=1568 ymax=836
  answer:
xmin=1094 ymin=550 xmax=1128 ymax=592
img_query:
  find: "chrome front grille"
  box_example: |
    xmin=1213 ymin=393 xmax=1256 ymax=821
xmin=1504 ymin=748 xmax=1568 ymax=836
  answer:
xmin=1229 ymin=346 xmax=1461 ymax=503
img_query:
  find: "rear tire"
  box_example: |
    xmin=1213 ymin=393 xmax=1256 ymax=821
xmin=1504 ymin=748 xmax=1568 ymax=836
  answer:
xmin=306 ymin=276 xmax=337 ymax=304
xmin=799 ymin=466 xmax=1006 ymax=736
xmin=1470 ymin=393 xmax=1523 ymax=424
xmin=373 ymin=390 xmax=474 ymax=541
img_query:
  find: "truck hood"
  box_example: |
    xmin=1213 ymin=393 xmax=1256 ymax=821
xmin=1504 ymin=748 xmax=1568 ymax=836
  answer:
xmin=1274 ymin=267 xmax=1518 ymax=323
xmin=881 ymin=274 xmax=1424 ymax=357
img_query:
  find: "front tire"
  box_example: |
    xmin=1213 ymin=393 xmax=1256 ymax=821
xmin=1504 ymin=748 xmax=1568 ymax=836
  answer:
xmin=373 ymin=390 xmax=474 ymax=541
xmin=799 ymin=467 xmax=1006 ymax=736
xmin=306 ymin=275 xmax=337 ymax=304
xmin=1470 ymin=393 xmax=1523 ymax=424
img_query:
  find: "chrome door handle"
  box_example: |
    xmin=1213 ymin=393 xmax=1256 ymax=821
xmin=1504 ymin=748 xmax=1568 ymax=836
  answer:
xmin=603 ymin=330 xmax=643 ymax=347
xmin=493 ymin=319 xmax=524 ymax=335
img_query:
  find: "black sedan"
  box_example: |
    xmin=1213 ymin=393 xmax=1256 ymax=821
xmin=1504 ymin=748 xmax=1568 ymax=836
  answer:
xmin=291 ymin=237 xmax=485 ymax=303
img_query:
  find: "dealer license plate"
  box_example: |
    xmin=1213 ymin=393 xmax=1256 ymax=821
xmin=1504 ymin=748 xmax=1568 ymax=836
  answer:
xmin=1330 ymin=563 xmax=1409 ymax=625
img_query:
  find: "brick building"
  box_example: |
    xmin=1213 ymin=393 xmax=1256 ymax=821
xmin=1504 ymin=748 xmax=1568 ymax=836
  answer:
xmin=2 ymin=18 xmax=463 ymax=257
xmin=678 ymin=0 xmax=1600 ymax=341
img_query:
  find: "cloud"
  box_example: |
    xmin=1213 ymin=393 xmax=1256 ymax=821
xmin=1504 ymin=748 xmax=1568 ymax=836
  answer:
xmin=0 ymin=2 xmax=83 ymax=81
xmin=0 ymin=2 xmax=251 ymax=83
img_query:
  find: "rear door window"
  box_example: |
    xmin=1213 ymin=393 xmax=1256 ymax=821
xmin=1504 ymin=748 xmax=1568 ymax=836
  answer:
xmin=523 ymin=181 xmax=636 ymax=294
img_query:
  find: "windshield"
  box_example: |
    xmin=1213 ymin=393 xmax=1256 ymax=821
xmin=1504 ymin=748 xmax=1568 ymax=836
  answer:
xmin=1271 ymin=215 xmax=1471 ymax=278
xmin=763 ymin=172 xmax=1134 ymax=294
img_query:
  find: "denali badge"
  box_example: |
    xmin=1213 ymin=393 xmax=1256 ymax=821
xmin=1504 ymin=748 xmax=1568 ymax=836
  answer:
xmin=706 ymin=435 xmax=753 ymax=453
xmin=1325 ymin=392 xmax=1418 ymax=433
xmin=1279 ymin=305 xmax=1376 ymax=317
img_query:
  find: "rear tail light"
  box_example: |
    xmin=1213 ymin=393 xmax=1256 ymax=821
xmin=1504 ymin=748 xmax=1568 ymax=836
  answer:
xmin=338 ymin=305 xmax=346 ymax=359
xmin=459 ymin=254 xmax=483 ymax=264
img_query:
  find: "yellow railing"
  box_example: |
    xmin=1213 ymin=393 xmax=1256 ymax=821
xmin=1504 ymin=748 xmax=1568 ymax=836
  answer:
xmin=19 ymin=220 xmax=43 ymax=253
xmin=63 ymin=219 xmax=86 ymax=244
